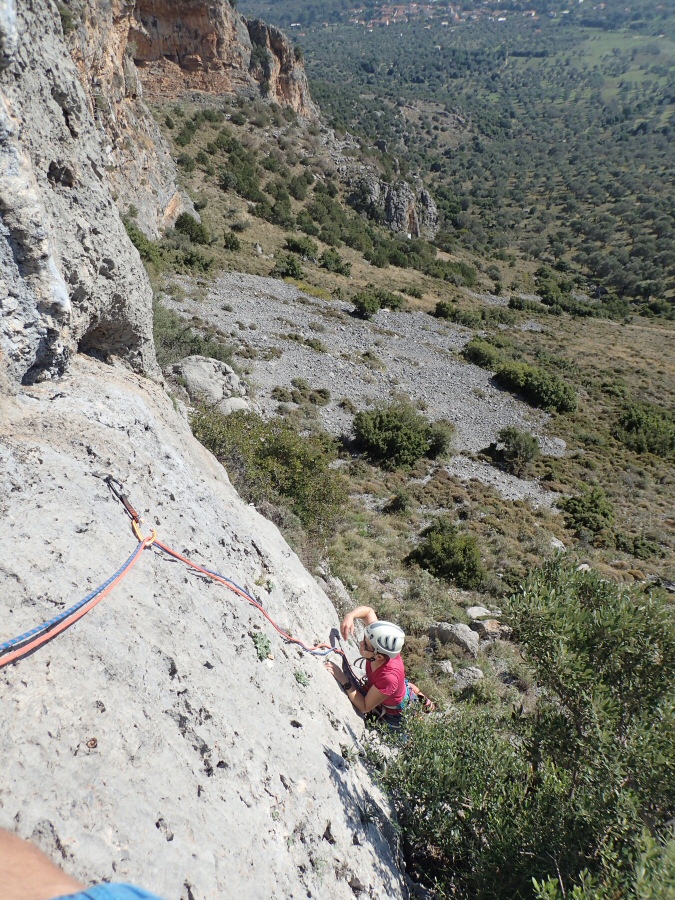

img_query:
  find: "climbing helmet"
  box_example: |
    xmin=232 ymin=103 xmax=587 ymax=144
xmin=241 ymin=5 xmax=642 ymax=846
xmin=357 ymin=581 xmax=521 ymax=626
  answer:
xmin=364 ymin=621 xmax=405 ymax=658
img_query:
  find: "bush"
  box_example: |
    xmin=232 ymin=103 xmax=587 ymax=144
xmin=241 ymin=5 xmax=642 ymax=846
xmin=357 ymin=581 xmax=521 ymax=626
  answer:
xmin=284 ymin=234 xmax=318 ymax=259
xmin=427 ymin=419 xmax=455 ymax=459
xmin=495 ymin=362 xmax=577 ymax=413
xmin=353 ymin=400 xmax=433 ymax=470
xmin=377 ymin=561 xmax=675 ymax=898
xmin=352 ymin=286 xmax=405 ymax=319
xmin=191 ymin=409 xmax=347 ymax=541
xmin=560 ymin=486 xmax=614 ymax=535
xmin=223 ymin=231 xmax=241 ymax=251
xmin=498 ymin=426 xmax=540 ymax=475
xmin=320 ymin=248 xmax=351 ymax=276
xmin=174 ymin=213 xmax=209 ymax=245
xmin=272 ymin=253 xmax=304 ymax=279
xmin=352 ymin=290 xmax=381 ymax=320
xmin=153 ymin=298 xmax=233 ymax=369
xmin=123 ymin=219 xmax=161 ymax=265
xmin=462 ymin=338 xmax=505 ymax=370
xmin=613 ymin=403 xmax=675 ymax=459
xmin=407 ymin=516 xmax=485 ymax=589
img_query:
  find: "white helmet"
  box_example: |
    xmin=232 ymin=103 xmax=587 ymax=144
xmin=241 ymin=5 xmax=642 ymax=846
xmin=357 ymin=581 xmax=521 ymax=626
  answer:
xmin=364 ymin=621 xmax=405 ymax=658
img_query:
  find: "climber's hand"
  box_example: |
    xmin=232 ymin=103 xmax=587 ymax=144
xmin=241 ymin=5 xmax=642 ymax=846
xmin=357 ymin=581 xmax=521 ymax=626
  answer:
xmin=324 ymin=661 xmax=348 ymax=686
xmin=340 ymin=613 xmax=355 ymax=641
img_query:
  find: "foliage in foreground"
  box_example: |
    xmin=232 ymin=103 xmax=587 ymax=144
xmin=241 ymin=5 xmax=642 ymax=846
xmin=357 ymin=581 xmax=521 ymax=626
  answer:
xmin=353 ymin=400 xmax=453 ymax=469
xmin=191 ymin=408 xmax=347 ymax=542
xmin=376 ymin=562 xmax=675 ymax=899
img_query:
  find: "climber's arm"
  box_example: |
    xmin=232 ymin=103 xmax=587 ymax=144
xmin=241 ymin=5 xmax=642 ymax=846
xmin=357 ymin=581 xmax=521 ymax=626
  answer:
xmin=0 ymin=827 xmax=85 ymax=900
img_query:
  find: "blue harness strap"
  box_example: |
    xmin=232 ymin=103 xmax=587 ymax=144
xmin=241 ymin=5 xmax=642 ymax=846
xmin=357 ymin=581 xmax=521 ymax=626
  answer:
xmin=57 ymin=885 xmax=167 ymax=900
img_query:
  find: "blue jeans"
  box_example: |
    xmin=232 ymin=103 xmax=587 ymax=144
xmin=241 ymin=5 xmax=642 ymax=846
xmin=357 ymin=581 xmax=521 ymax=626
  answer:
xmin=58 ymin=886 xmax=166 ymax=900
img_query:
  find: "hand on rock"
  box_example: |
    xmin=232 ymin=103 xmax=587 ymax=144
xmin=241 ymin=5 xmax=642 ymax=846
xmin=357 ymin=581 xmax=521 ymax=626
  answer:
xmin=325 ymin=661 xmax=348 ymax=686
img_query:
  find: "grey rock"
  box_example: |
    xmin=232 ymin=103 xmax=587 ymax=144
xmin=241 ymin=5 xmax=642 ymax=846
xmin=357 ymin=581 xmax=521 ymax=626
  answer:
xmin=347 ymin=173 xmax=439 ymax=239
xmin=429 ymin=622 xmax=479 ymax=658
xmin=550 ymin=538 xmax=566 ymax=552
xmin=170 ymin=355 xmax=245 ymax=408
xmin=436 ymin=660 xmax=455 ymax=676
xmin=466 ymin=605 xmax=493 ymax=620
xmin=469 ymin=619 xmax=512 ymax=642
xmin=0 ymin=0 xmax=156 ymax=385
xmin=454 ymin=667 xmax=484 ymax=690
xmin=0 ymin=357 xmax=406 ymax=900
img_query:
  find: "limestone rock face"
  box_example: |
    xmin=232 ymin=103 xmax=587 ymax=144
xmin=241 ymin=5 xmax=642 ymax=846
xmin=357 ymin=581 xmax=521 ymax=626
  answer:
xmin=0 ymin=357 xmax=405 ymax=900
xmin=0 ymin=0 xmax=157 ymax=386
xmin=348 ymin=173 xmax=439 ymax=240
xmin=246 ymin=19 xmax=317 ymax=117
xmin=130 ymin=0 xmax=317 ymax=118
xmin=67 ymin=0 xmax=188 ymax=238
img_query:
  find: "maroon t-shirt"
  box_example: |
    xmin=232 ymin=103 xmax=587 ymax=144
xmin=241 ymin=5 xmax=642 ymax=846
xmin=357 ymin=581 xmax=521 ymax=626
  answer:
xmin=366 ymin=654 xmax=406 ymax=706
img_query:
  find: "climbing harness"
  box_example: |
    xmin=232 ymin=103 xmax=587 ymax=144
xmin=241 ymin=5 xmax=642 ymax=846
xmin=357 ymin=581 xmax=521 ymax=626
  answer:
xmin=0 ymin=477 xmax=355 ymax=676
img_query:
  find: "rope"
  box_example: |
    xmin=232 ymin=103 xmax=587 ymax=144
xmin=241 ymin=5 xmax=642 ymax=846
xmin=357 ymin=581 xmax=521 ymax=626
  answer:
xmin=0 ymin=531 xmax=155 ymax=669
xmin=0 ymin=475 xmax=359 ymax=681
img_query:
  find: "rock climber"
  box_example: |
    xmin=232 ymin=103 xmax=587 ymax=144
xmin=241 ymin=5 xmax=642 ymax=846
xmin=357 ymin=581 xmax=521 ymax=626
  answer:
xmin=325 ymin=604 xmax=409 ymax=726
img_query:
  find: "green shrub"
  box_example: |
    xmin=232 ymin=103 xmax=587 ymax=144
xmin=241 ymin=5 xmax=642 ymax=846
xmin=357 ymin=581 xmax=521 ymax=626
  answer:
xmin=284 ymin=234 xmax=318 ymax=259
xmin=495 ymin=362 xmax=577 ymax=413
xmin=407 ymin=516 xmax=485 ymax=589
xmin=353 ymin=400 xmax=433 ymax=470
xmin=272 ymin=253 xmax=304 ymax=279
xmin=153 ymin=298 xmax=233 ymax=369
xmin=377 ymin=561 xmax=675 ymax=898
xmin=560 ymin=486 xmax=614 ymax=535
xmin=178 ymin=248 xmax=213 ymax=273
xmin=352 ymin=290 xmax=381 ymax=320
xmin=164 ymin=115 xmax=175 ymax=130
xmin=123 ymin=219 xmax=161 ymax=265
xmin=427 ymin=419 xmax=455 ymax=459
xmin=174 ymin=213 xmax=209 ymax=245
xmin=177 ymin=153 xmax=196 ymax=172
xmin=320 ymin=248 xmax=351 ymax=276
xmin=223 ymin=231 xmax=241 ymax=251
xmin=462 ymin=338 xmax=505 ymax=370
xmin=498 ymin=426 xmax=540 ymax=475
xmin=613 ymin=403 xmax=675 ymax=459
xmin=352 ymin=286 xmax=404 ymax=319
xmin=191 ymin=409 xmax=347 ymax=541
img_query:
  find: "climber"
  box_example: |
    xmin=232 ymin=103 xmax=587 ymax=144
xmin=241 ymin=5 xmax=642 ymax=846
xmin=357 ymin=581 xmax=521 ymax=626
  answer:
xmin=324 ymin=605 xmax=409 ymax=726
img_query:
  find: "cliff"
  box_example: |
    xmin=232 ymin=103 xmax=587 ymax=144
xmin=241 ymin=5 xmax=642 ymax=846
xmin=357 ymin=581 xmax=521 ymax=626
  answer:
xmin=130 ymin=0 xmax=317 ymax=118
xmin=0 ymin=0 xmax=156 ymax=386
xmin=66 ymin=0 xmax=187 ymax=238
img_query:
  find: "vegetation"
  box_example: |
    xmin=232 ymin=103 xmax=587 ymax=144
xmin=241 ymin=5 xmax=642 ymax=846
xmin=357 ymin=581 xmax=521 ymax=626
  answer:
xmin=191 ymin=408 xmax=347 ymax=542
xmin=498 ymin=426 xmax=540 ymax=476
xmin=152 ymin=297 xmax=234 ymax=369
xmin=375 ymin=561 xmax=675 ymax=898
xmin=407 ymin=516 xmax=485 ymax=590
xmin=353 ymin=400 xmax=448 ymax=469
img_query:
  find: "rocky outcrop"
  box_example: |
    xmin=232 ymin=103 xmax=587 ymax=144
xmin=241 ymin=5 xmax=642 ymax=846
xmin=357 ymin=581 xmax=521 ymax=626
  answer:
xmin=246 ymin=19 xmax=317 ymax=117
xmin=0 ymin=357 xmax=406 ymax=900
xmin=348 ymin=173 xmax=439 ymax=240
xmin=130 ymin=0 xmax=317 ymax=118
xmin=0 ymin=0 xmax=156 ymax=386
xmin=66 ymin=0 xmax=188 ymax=238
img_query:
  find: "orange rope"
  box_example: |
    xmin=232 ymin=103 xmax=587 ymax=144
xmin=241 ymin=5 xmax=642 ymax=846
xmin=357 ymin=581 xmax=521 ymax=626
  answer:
xmin=0 ymin=532 xmax=155 ymax=669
